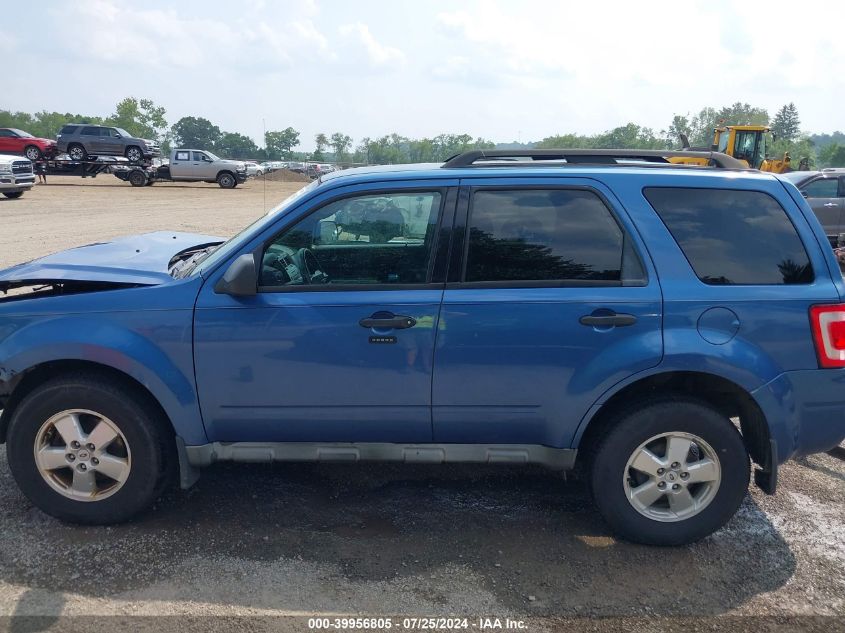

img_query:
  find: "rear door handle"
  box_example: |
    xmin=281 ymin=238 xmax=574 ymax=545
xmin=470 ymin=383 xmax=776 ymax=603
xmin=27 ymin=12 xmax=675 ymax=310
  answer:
xmin=359 ymin=312 xmax=417 ymax=330
xmin=824 ymin=203 xmax=838 ymax=207
xmin=579 ymin=313 xmax=637 ymax=327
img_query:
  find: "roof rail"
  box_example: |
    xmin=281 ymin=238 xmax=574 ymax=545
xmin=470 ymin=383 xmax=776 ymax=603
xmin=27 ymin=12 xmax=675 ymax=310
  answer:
xmin=441 ymin=149 xmax=748 ymax=170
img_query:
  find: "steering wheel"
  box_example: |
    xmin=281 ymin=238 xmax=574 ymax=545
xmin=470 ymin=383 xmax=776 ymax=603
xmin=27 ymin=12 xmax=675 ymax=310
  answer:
xmin=294 ymin=248 xmax=330 ymax=284
xmin=261 ymin=246 xmax=303 ymax=286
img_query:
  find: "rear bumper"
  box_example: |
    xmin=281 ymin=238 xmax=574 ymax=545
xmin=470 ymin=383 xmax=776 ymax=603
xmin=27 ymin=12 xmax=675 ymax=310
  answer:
xmin=752 ymin=368 xmax=845 ymax=464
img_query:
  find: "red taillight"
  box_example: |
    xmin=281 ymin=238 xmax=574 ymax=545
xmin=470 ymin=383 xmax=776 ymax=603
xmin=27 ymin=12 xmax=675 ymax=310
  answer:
xmin=810 ymin=305 xmax=845 ymax=368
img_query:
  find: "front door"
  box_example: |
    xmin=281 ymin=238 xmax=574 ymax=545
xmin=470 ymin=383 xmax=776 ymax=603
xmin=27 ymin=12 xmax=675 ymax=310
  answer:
xmin=193 ymin=185 xmax=456 ymax=442
xmin=802 ymin=176 xmax=843 ymax=240
xmin=193 ymin=151 xmax=214 ymax=179
xmin=432 ymin=180 xmax=663 ymax=448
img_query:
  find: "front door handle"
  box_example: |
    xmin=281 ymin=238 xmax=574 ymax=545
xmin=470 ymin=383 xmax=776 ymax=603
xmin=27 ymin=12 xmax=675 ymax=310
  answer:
xmin=824 ymin=203 xmax=838 ymax=207
xmin=579 ymin=312 xmax=637 ymax=327
xmin=359 ymin=312 xmax=417 ymax=330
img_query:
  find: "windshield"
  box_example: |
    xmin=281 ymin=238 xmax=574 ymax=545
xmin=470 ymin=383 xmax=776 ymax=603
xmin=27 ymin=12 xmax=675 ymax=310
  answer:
xmin=191 ymin=179 xmax=321 ymax=276
xmin=204 ymin=150 xmax=221 ymax=161
xmin=115 ymin=128 xmax=133 ymax=138
xmin=11 ymin=129 xmax=33 ymax=138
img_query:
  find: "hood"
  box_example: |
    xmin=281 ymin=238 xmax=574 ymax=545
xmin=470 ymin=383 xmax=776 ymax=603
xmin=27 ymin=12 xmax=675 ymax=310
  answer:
xmin=0 ymin=154 xmax=30 ymax=163
xmin=0 ymin=231 xmax=224 ymax=290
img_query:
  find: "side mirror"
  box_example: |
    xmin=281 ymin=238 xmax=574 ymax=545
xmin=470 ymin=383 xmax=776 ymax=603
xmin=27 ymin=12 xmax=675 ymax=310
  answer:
xmin=214 ymin=254 xmax=257 ymax=296
xmin=801 ymin=190 xmax=809 ymax=199
xmin=315 ymin=220 xmax=338 ymax=244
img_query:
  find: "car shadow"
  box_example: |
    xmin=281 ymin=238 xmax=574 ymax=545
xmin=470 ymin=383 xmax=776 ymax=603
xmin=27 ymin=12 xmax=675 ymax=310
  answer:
xmin=0 ymin=461 xmax=796 ymax=616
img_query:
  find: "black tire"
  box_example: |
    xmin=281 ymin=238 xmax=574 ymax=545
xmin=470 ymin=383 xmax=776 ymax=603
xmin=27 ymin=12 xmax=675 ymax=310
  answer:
xmin=217 ymin=172 xmax=236 ymax=189
xmin=2 ymin=191 xmax=24 ymax=199
xmin=128 ymin=170 xmax=147 ymax=187
xmin=5 ymin=374 xmax=172 ymax=524
xmin=125 ymin=146 xmax=143 ymax=163
xmin=24 ymin=145 xmax=42 ymax=161
xmin=590 ymin=399 xmax=749 ymax=546
xmin=68 ymin=144 xmax=87 ymax=161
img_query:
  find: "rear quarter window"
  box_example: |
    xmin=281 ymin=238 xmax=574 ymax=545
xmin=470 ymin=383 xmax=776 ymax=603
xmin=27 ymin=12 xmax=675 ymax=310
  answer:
xmin=644 ymin=187 xmax=813 ymax=285
xmin=60 ymin=125 xmax=79 ymax=134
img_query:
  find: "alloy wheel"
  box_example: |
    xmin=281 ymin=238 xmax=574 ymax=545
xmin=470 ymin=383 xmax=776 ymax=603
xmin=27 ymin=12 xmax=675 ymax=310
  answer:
xmin=622 ymin=431 xmax=721 ymax=522
xmin=33 ymin=409 xmax=132 ymax=501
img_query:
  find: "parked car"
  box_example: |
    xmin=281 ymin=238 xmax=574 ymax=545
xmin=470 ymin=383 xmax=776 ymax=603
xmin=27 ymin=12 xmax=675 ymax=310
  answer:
xmin=0 ymin=128 xmax=57 ymax=161
xmin=56 ymin=124 xmax=161 ymax=163
xmin=782 ymin=169 xmax=845 ymax=246
xmin=0 ymin=154 xmax=34 ymax=198
xmin=1 ymin=149 xmax=844 ymax=546
xmin=245 ymin=162 xmax=264 ymax=177
xmin=113 ymin=149 xmax=247 ymax=188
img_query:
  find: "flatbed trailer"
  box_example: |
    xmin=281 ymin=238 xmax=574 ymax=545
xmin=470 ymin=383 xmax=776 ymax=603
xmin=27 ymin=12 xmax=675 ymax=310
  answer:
xmin=35 ymin=155 xmax=153 ymax=179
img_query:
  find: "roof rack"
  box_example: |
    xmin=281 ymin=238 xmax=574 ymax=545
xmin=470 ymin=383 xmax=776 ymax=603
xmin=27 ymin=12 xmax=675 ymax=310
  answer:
xmin=441 ymin=149 xmax=748 ymax=170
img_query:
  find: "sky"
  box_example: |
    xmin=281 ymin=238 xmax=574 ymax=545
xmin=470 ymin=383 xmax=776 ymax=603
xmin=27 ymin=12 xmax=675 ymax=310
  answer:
xmin=3 ymin=0 xmax=843 ymax=150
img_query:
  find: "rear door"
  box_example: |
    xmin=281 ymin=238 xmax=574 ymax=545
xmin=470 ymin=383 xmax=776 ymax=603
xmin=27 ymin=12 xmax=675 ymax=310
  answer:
xmin=431 ymin=178 xmax=663 ymax=448
xmin=171 ymin=150 xmax=193 ymax=178
xmin=800 ymin=176 xmax=842 ymax=240
xmin=81 ymin=126 xmax=102 ymax=154
xmin=0 ymin=129 xmax=17 ymax=153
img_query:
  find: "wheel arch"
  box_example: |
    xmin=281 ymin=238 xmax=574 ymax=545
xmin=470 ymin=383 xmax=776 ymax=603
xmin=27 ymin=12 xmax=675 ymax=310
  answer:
xmin=574 ymin=370 xmax=771 ymax=475
xmin=0 ymin=317 xmax=207 ymax=446
xmin=0 ymin=359 xmax=185 ymax=445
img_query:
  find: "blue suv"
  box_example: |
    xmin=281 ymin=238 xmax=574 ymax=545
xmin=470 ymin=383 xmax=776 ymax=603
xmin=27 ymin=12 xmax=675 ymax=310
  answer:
xmin=1 ymin=149 xmax=844 ymax=546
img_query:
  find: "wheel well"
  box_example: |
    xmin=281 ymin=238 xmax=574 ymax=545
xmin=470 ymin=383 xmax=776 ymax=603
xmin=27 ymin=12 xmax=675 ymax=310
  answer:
xmin=0 ymin=360 xmax=175 ymax=444
xmin=577 ymin=371 xmax=770 ymax=470
xmin=217 ymin=170 xmax=234 ymax=179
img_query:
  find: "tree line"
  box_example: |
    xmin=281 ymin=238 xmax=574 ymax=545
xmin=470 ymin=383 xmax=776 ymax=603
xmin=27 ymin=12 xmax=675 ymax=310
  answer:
xmin=1 ymin=97 xmax=843 ymax=167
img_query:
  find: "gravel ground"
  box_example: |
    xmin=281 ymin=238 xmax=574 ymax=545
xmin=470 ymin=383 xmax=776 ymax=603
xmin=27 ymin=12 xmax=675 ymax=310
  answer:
xmin=0 ymin=177 xmax=843 ymax=630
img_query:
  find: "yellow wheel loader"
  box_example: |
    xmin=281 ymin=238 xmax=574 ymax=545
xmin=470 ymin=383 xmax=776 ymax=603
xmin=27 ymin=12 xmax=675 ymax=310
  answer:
xmin=675 ymin=125 xmax=791 ymax=173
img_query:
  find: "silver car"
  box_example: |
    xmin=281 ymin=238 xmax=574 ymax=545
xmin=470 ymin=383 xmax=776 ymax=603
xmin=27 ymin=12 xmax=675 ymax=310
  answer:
xmin=56 ymin=124 xmax=161 ymax=163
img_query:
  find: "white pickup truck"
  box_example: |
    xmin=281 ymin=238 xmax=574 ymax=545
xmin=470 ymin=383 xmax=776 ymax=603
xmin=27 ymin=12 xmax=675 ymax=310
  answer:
xmin=115 ymin=149 xmax=248 ymax=188
xmin=0 ymin=154 xmax=35 ymax=199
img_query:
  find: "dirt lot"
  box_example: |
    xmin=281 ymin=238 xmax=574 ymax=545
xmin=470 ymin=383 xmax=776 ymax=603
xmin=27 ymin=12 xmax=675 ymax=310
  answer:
xmin=0 ymin=178 xmax=843 ymax=631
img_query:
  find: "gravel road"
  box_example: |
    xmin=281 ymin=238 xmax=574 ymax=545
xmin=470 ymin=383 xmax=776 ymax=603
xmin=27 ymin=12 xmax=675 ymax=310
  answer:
xmin=0 ymin=178 xmax=843 ymax=631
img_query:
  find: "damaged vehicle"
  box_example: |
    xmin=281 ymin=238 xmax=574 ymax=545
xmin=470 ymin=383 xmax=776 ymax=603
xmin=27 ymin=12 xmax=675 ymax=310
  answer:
xmin=2 ymin=149 xmax=845 ymax=546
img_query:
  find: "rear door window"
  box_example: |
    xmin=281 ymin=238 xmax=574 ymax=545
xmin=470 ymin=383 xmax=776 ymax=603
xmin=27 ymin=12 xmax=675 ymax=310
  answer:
xmin=175 ymin=151 xmax=190 ymax=161
xmin=81 ymin=127 xmax=99 ymax=136
xmin=644 ymin=187 xmax=813 ymax=285
xmin=464 ymin=188 xmax=642 ymax=285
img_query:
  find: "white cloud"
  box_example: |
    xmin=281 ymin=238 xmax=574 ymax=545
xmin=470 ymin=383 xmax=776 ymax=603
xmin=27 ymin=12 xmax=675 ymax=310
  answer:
xmin=338 ymin=22 xmax=406 ymax=68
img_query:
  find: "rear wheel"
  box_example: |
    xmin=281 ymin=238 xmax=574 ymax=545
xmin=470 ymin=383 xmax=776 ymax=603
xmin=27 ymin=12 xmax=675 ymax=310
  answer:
xmin=24 ymin=145 xmax=42 ymax=161
xmin=6 ymin=374 xmax=172 ymax=524
xmin=2 ymin=191 xmax=24 ymax=199
xmin=128 ymin=170 xmax=147 ymax=187
xmin=590 ymin=399 xmax=749 ymax=545
xmin=68 ymin=144 xmax=87 ymax=161
xmin=217 ymin=172 xmax=236 ymax=189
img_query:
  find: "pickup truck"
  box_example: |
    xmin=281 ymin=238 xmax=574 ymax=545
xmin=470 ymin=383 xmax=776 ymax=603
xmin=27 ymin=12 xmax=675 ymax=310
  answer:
xmin=114 ymin=149 xmax=248 ymax=188
xmin=0 ymin=154 xmax=35 ymax=199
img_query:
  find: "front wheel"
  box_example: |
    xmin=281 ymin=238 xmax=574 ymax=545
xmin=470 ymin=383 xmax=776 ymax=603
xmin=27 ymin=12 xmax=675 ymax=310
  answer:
xmin=217 ymin=172 xmax=236 ymax=189
xmin=6 ymin=374 xmax=172 ymax=524
xmin=125 ymin=146 xmax=143 ymax=163
xmin=2 ymin=191 xmax=24 ymax=199
xmin=590 ymin=399 xmax=749 ymax=546
xmin=68 ymin=144 xmax=87 ymax=161
xmin=24 ymin=145 xmax=43 ymax=161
